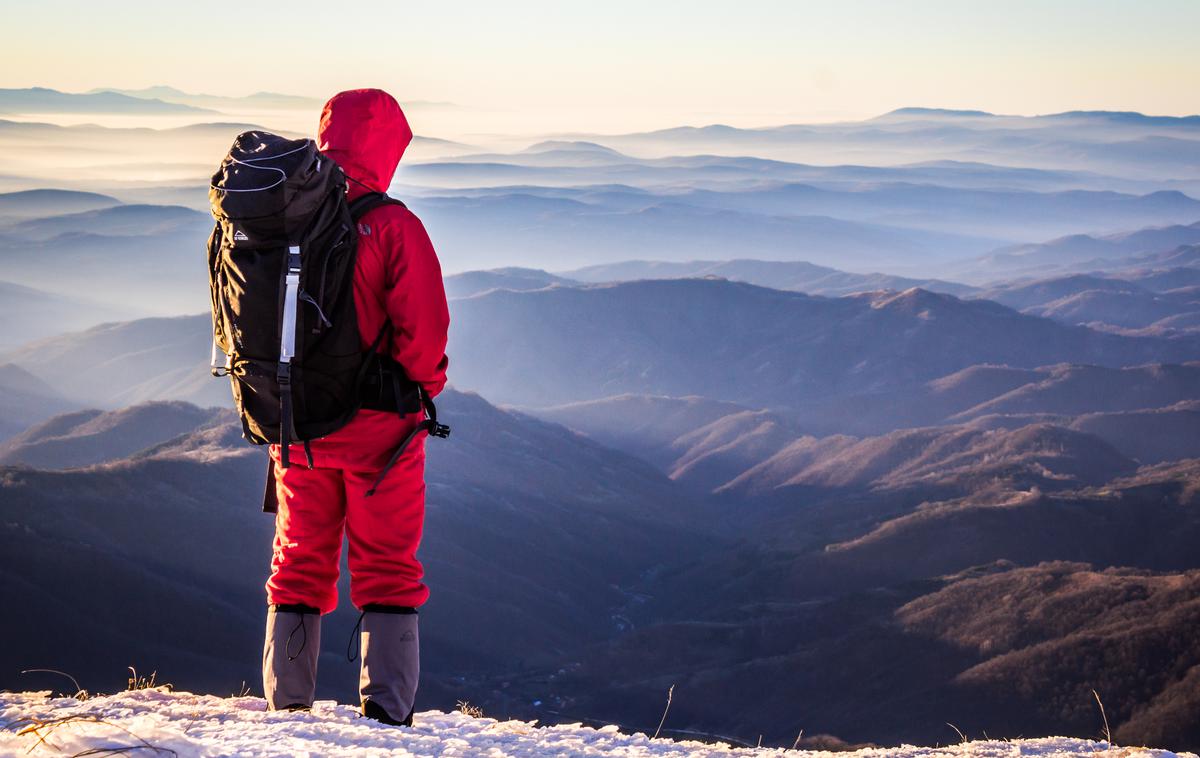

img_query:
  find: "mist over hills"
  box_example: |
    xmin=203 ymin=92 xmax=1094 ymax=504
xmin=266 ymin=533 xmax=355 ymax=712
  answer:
xmin=443 ymin=267 xmax=576 ymax=299
xmin=0 ymin=120 xmax=292 ymax=189
xmin=0 ymin=189 xmax=121 ymax=219
xmin=0 ymin=314 xmax=216 ymax=408
xmin=401 ymin=167 xmax=1199 ymax=272
xmin=963 ymin=221 xmax=1200 ymax=280
xmin=4 ymin=203 xmax=205 ymax=240
xmin=414 ymin=192 xmax=1006 ymax=271
xmin=0 ymin=363 xmax=75 ymax=440
xmin=0 ymin=279 xmax=134 ymax=351
xmin=0 ymin=198 xmax=212 ymax=316
xmin=444 ymin=259 xmax=980 ymax=300
xmin=407 ymin=160 xmax=1200 ymax=238
xmin=665 ymin=184 xmax=1200 ymax=241
xmin=0 ymin=87 xmax=215 ymax=115
xmin=569 ymin=109 xmax=1200 ymax=180
xmin=87 ymin=86 xmax=324 ymax=112
xmin=4 ymin=104 xmax=1199 ymax=282
xmin=408 ymin=143 xmax=1151 ymax=191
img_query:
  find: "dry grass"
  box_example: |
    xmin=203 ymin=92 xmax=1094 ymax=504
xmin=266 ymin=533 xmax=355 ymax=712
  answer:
xmin=652 ymin=684 xmax=674 ymax=740
xmin=946 ymin=722 xmax=969 ymax=743
xmin=6 ymin=714 xmax=177 ymax=756
xmin=126 ymin=668 xmax=171 ymax=693
xmin=1093 ymin=689 xmax=1114 ymax=746
xmin=20 ymin=669 xmax=90 ymax=701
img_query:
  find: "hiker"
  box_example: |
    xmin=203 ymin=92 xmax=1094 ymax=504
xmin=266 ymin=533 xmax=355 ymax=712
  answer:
xmin=208 ymin=88 xmax=449 ymax=726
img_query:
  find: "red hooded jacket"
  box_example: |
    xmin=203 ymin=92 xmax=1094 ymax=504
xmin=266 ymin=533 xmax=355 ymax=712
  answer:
xmin=317 ymin=89 xmax=449 ymax=397
xmin=265 ymin=90 xmax=444 ymax=615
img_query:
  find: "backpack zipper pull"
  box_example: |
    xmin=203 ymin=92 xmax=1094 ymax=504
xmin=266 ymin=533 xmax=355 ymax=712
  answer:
xmin=298 ymin=290 xmax=333 ymax=329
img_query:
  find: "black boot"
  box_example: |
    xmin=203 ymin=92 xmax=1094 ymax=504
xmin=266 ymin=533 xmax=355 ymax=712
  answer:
xmin=363 ymin=698 xmax=414 ymax=726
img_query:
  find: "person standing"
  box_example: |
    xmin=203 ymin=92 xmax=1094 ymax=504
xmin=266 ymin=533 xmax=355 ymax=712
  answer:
xmin=259 ymin=89 xmax=450 ymax=726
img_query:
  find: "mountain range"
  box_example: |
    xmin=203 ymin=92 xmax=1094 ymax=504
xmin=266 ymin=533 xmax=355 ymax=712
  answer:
xmin=447 ymin=279 xmax=1200 ymax=408
xmin=530 ymin=360 xmax=1200 ymax=499
xmin=0 ymin=391 xmax=714 ymax=705
xmin=6 ymin=276 xmax=1200 ymax=423
xmin=6 ymin=394 xmax=1198 ymax=748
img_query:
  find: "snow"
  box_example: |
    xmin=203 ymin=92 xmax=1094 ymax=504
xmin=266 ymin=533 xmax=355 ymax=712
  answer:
xmin=0 ymin=689 xmax=1195 ymax=758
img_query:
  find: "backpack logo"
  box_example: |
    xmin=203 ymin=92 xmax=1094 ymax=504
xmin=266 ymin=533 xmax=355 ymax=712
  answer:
xmin=358 ymin=223 xmax=371 ymax=236
xmin=233 ymin=229 xmax=249 ymax=241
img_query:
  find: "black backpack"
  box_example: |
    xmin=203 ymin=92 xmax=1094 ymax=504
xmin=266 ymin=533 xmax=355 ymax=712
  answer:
xmin=208 ymin=130 xmax=447 ymax=490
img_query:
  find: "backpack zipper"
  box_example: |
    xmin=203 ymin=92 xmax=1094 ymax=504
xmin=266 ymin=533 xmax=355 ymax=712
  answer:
xmin=309 ymin=227 xmax=351 ymax=334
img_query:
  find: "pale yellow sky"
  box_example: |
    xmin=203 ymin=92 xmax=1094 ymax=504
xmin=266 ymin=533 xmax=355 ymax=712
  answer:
xmin=2 ymin=0 xmax=1198 ymax=137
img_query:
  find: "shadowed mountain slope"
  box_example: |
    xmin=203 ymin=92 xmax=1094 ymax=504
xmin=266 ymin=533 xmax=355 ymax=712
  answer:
xmin=531 ymin=394 xmax=802 ymax=492
xmin=0 ymin=390 xmax=714 ymax=704
xmin=0 ymin=401 xmax=229 ymax=469
xmin=516 ymin=556 xmax=1200 ymax=750
xmin=788 ymin=361 xmax=1200 ymax=436
xmin=449 ymin=279 xmax=1200 ymax=408
xmin=721 ymin=423 xmax=1136 ymax=498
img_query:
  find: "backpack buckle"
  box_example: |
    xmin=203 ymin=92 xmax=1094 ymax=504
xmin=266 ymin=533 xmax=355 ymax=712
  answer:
xmin=428 ymin=422 xmax=451 ymax=439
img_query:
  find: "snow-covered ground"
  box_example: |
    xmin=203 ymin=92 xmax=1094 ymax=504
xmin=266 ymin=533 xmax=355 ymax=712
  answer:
xmin=0 ymin=689 xmax=1195 ymax=758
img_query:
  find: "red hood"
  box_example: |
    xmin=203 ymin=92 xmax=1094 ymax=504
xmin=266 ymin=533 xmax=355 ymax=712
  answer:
xmin=317 ymin=89 xmax=412 ymax=196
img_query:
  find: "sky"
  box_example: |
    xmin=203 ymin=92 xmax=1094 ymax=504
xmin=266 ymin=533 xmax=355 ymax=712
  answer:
xmin=2 ymin=0 xmax=1199 ymax=136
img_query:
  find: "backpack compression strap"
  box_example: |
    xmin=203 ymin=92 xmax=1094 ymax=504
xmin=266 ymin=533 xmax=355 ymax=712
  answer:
xmin=277 ymin=245 xmax=302 ymax=468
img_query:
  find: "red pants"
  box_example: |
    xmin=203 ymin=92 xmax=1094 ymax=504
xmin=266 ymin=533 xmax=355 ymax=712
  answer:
xmin=265 ymin=409 xmax=430 ymax=614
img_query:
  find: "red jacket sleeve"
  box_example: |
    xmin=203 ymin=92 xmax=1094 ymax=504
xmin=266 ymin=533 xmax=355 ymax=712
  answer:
xmin=380 ymin=210 xmax=450 ymax=397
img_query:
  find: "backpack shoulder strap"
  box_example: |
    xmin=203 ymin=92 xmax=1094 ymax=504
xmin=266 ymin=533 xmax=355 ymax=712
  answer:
xmin=349 ymin=191 xmax=407 ymax=223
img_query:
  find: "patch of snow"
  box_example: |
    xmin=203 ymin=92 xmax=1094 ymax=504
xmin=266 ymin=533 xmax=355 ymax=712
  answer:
xmin=0 ymin=689 xmax=1195 ymax=758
